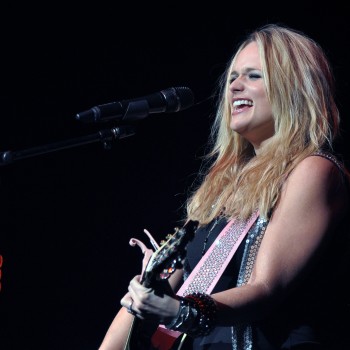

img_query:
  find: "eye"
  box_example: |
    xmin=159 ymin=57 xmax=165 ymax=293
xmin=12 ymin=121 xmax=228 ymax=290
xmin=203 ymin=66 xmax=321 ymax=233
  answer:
xmin=248 ymin=72 xmax=262 ymax=80
xmin=229 ymin=75 xmax=237 ymax=84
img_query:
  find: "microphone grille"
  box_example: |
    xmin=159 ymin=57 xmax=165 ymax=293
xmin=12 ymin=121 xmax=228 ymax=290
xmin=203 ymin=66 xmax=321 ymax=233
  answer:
xmin=162 ymin=87 xmax=195 ymax=112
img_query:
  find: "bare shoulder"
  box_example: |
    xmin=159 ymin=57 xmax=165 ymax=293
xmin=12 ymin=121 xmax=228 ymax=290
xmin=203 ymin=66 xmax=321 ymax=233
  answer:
xmin=289 ymin=154 xmax=347 ymax=187
xmin=271 ymin=154 xmax=350 ymax=236
xmin=285 ymin=154 xmax=349 ymax=213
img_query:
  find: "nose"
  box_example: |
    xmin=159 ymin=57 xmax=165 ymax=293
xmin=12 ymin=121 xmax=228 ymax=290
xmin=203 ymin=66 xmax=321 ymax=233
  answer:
xmin=229 ymin=75 xmax=244 ymax=92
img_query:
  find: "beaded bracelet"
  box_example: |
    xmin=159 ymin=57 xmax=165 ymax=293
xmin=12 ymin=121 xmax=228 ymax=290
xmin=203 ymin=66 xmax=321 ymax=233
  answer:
xmin=164 ymin=296 xmax=198 ymax=331
xmin=165 ymin=292 xmax=217 ymax=337
xmin=184 ymin=292 xmax=217 ymax=337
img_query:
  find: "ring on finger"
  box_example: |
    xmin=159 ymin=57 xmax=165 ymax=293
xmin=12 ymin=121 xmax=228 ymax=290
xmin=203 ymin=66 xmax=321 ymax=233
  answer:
xmin=127 ymin=299 xmax=136 ymax=315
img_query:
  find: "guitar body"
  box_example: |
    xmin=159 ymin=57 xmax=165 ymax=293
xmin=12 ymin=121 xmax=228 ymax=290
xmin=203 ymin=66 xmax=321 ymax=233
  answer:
xmin=124 ymin=317 xmax=158 ymax=350
xmin=125 ymin=317 xmax=190 ymax=350
xmin=124 ymin=221 xmax=197 ymax=350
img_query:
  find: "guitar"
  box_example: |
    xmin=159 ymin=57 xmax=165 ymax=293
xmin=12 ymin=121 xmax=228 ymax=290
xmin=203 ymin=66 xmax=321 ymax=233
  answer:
xmin=124 ymin=220 xmax=197 ymax=350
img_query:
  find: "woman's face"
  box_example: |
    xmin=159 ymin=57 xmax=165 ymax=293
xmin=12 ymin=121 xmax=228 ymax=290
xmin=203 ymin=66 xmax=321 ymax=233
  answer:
xmin=228 ymin=41 xmax=274 ymax=151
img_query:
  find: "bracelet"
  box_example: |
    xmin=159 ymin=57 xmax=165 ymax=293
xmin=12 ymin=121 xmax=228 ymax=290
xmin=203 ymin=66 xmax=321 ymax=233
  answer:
xmin=165 ymin=293 xmax=217 ymax=337
xmin=164 ymin=297 xmax=198 ymax=331
xmin=184 ymin=292 xmax=217 ymax=337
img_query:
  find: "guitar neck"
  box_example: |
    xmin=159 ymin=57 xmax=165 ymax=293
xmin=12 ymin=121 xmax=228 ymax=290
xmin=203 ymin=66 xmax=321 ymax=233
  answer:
xmin=123 ymin=221 xmax=197 ymax=350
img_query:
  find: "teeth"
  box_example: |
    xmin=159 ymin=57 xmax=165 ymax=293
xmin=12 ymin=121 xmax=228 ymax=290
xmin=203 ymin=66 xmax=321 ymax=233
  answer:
xmin=233 ymin=99 xmax=253 ymax=107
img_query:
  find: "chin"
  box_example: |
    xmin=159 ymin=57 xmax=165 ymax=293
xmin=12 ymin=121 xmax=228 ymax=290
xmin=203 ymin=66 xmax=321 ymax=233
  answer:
xmin=230 ymin=121 xmax=245 ymax=133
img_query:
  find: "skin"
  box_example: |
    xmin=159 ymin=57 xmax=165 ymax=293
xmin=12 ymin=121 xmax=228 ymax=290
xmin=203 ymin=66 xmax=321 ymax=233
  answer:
xmin=98 ymin=42 xmax=349 ymax=350
xmin=229 ymin=42 xmax=275 ymax=152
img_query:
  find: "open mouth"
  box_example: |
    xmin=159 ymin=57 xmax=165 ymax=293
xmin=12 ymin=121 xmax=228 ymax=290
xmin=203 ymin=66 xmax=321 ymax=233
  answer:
xmin=233 ymin=99 xmax=253 ymax=112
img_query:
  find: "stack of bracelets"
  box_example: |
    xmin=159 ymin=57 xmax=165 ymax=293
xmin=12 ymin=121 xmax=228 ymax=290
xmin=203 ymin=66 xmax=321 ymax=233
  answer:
xmin=164 ymin=292 xmax=217 ymax=337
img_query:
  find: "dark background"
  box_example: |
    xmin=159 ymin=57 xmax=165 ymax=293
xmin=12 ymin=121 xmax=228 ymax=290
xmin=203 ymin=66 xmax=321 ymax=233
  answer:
xmin=0 ymin=3 xmax=349 ymax=349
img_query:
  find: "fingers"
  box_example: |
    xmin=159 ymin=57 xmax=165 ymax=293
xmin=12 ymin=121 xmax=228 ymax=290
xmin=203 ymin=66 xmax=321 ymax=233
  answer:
xmin=127 ymin=299 xmax=136 ymax=316
xmin=121 ymin=295 xmax=147 ymax=320
xmin=120 ymin=276 xmax=177 ymax=323
xmin=120 ymin=277 xmax=145 ymax=319
xmin=121 ymin=293 xmax=137 ymax=317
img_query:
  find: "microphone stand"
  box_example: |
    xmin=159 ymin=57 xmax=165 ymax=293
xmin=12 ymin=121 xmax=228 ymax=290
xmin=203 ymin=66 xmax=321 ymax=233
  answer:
xmin=0 ymin=125 xmax=136 ymax=166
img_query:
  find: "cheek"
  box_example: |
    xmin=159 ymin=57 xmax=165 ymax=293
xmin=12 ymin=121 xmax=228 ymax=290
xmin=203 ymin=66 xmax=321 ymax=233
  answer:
xmin=261 ymin=102 xmax=273 ymax=118
xmin=256 ymin=93 xmax=273 ymax=116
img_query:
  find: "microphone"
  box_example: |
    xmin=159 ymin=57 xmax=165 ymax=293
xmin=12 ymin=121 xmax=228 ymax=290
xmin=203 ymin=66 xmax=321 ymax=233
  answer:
xmin=75 ymin=86 xmax=194 ymax=123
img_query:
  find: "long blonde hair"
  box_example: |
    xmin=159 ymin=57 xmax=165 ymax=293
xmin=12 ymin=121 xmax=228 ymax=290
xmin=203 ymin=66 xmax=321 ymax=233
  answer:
xmin=186 ymin=24 xmax=340 ymax=225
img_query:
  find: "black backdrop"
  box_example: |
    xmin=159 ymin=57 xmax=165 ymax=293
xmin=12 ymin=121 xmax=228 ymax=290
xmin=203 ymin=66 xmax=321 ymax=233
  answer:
xmin=0 ymin=3 xmax=349 ymax=349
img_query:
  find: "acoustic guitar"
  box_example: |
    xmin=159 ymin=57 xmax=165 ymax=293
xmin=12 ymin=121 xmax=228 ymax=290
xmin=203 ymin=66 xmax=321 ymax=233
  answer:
xmin=124 ymin=221 xmax=197 ymax=350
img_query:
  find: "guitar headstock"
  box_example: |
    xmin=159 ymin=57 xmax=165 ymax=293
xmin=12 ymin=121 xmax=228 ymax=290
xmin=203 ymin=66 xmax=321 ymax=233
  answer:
xmin=141 ymin=220 xmax=197 ymax=288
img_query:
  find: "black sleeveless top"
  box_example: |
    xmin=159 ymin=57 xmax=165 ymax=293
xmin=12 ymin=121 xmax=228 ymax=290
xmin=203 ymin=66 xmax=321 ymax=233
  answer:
xmin=181 ymin=213 xmax=350 ymax=349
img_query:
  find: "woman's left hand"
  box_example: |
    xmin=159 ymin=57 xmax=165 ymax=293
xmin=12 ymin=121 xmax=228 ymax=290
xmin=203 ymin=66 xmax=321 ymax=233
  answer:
xmin=120 ymin=275 xmax=180 ymax=324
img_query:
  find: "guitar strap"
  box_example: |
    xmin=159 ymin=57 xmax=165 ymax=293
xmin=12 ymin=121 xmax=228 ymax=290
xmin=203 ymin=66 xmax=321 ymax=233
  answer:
xmin=151 ymin=210 xmax=260 ymax=350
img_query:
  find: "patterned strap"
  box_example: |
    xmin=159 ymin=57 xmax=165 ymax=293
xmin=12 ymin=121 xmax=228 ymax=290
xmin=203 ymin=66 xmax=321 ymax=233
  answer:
xmin=151 ymin=211 xmax=260 ymax=347
xmin=177 ymin=211 xmax=259 ymax=297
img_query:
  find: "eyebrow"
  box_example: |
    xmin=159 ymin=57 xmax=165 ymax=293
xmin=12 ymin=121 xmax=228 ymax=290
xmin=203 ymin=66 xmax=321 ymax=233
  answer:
xmin=230 ymin=67 xmax=260 ymax=76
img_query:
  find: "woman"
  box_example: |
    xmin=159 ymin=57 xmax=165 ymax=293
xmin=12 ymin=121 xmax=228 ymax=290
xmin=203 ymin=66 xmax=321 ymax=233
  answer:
xmin=99 ymin=24 xmax=350 ymax=349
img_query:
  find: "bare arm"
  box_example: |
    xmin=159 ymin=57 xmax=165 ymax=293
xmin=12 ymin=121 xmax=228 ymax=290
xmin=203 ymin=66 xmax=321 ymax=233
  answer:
xmin=98 ymin=307 xmax=134 ymax=350
xmin=99 ymin=156 xmax=349 ymax=344
xmin=117 ymin=156 xmax=348 ymax=327
xmin=213 ymin=155 xmax=348 ymax=323
xmin=99 ymin=266 xmax=184 ymax=349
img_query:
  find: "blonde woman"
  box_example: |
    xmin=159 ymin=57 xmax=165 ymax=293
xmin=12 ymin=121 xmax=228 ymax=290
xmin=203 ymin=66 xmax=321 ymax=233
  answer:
xmin=99 ymin=24 xmax=350 ymax=350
